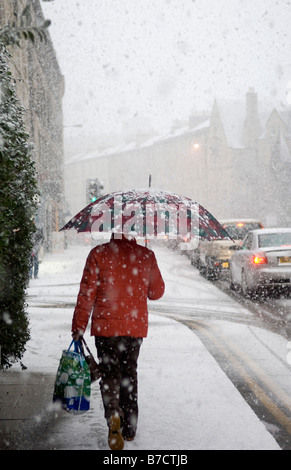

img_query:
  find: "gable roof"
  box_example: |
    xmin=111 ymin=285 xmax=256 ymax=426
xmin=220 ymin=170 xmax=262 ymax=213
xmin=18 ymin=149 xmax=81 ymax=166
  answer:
xmin=214 ymin=97 xmax=281 ymax=149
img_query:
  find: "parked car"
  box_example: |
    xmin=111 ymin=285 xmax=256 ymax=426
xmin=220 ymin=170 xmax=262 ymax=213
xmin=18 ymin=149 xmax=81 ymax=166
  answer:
xmin=229 ymin=228 xmax=291 ymax=297
xmin=195 ymin=219 xmax=264 ymax=280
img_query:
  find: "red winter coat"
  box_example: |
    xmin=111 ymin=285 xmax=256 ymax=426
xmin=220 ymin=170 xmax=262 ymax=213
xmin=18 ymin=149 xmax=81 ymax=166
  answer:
xmin=72 ymin=237 xmax=165 ymax=338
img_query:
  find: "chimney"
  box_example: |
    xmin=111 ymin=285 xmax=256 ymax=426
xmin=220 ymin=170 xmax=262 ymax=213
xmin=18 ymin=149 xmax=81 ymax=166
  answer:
xmin=243 ymin=87 xmax=262 ymax=148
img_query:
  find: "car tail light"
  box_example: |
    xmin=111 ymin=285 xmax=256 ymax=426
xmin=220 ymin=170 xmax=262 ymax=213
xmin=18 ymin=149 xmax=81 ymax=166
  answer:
xmin=252 ymin=253 xmax=268 ymax=265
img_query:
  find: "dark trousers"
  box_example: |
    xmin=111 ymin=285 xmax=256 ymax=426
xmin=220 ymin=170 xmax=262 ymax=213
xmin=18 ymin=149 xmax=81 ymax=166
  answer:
xmin=95 ymin=336 xmax=143 ymax=437
xmin=29 ymin=253 xmax=39 ymax=278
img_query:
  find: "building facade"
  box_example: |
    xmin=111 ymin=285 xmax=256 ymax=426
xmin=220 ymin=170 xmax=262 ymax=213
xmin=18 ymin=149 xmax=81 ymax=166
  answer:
xmin=0 ymin=0 xmax=65 ymax=251
xmin=65 ymin=89 xmax=291 ymax=228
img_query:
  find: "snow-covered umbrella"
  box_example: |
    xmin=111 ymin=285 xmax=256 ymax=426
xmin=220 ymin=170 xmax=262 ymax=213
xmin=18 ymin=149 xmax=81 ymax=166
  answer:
xmin=60 ymin=188 xmax=231 ymax=241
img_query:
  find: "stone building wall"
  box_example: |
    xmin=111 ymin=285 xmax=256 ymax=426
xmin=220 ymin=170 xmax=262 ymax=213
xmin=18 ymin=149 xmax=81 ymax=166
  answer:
xmin=0 ymin=0 xmax=65 ymax=250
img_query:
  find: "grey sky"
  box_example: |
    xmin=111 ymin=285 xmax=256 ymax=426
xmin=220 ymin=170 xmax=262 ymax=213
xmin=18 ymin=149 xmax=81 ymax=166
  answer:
xmin=41 ymin=0 xmax=291 ymax=141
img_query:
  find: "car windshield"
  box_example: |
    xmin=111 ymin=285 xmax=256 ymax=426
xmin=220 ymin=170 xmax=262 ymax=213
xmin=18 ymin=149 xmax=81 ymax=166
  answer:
xmin=258 ymin=232 xmax=291 ymax=248
xmin=222 ymin=223 xmax=262 ymax=240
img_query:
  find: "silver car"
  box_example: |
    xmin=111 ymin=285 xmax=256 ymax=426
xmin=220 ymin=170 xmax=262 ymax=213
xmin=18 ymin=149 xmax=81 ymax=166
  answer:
xmin=229 ymin=228 xmax=291 ymax=297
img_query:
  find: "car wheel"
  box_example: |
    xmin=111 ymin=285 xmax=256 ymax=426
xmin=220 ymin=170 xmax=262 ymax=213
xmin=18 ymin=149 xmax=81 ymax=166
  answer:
xmin=198 ymin=259 xmax=206 ymax=275
xmin=206 ymin=265 xmax=214 ymax=280
xmin=241 ymin=269 xmax=253 ymax=298
xmin=205 ymin=260 xmax=218 ymax=281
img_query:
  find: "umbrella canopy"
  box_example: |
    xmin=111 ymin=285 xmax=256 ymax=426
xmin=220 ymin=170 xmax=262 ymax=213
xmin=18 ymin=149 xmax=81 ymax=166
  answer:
xmin=60 ymin=188 xmax=231 ymax=241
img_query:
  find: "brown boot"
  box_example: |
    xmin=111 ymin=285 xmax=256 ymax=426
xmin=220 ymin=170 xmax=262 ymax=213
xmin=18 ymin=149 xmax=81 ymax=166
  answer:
xmin=108 ymin=413 xmax=124 ymax=450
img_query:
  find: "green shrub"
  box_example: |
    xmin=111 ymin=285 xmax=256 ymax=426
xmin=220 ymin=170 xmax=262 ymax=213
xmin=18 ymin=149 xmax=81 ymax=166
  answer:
xmin=0 ymin=42 xmax=38 ymax=368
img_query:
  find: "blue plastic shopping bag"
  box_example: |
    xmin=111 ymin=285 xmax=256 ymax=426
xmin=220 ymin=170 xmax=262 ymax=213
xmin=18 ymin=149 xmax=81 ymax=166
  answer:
xmin=53 ymin=340 xmax=91 ymax=414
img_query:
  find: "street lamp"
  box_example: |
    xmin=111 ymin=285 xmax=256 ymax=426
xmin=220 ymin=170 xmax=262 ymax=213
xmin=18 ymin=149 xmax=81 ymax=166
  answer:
xmin=192 ymin=141 xmax=217 ymax=156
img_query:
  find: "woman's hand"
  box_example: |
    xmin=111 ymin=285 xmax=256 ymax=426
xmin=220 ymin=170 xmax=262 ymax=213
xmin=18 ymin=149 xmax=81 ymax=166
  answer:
xmin=72 ymin=330 xmax=82 ymax=342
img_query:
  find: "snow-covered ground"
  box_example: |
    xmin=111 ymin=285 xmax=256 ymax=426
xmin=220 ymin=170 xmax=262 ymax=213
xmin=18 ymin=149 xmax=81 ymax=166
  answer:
xmin=22 ymin=242 xmax=281 ymax=450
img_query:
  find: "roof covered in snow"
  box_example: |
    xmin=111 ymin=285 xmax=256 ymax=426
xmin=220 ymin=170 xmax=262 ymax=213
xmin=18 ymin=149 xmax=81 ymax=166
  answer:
xmin=66 ymin=94 xmax=291 ymax=164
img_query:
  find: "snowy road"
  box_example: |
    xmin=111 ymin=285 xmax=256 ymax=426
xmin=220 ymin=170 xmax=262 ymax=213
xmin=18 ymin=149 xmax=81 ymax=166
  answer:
xmin=149 ymin=246 xmax=291 ymax=449
xmin=15 ymin=241 xmax=291 ymax=450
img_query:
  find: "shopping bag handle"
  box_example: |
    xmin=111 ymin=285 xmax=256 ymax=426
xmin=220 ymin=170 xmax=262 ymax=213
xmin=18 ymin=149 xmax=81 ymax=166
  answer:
xmin=68 ymin=340 xmax=87 ymax=368
xmin=68 ymin=339 xmax=83 ymax=354
xmin=80 ymin=336 xmax=93 ymax=356
xmin=68 ymin=337 xmax=94 ymax=358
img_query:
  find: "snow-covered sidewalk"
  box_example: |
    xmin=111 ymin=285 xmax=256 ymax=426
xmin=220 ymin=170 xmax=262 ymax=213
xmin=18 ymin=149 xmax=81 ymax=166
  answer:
xmin=1 ymin=243 xmax=280 ymax=450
